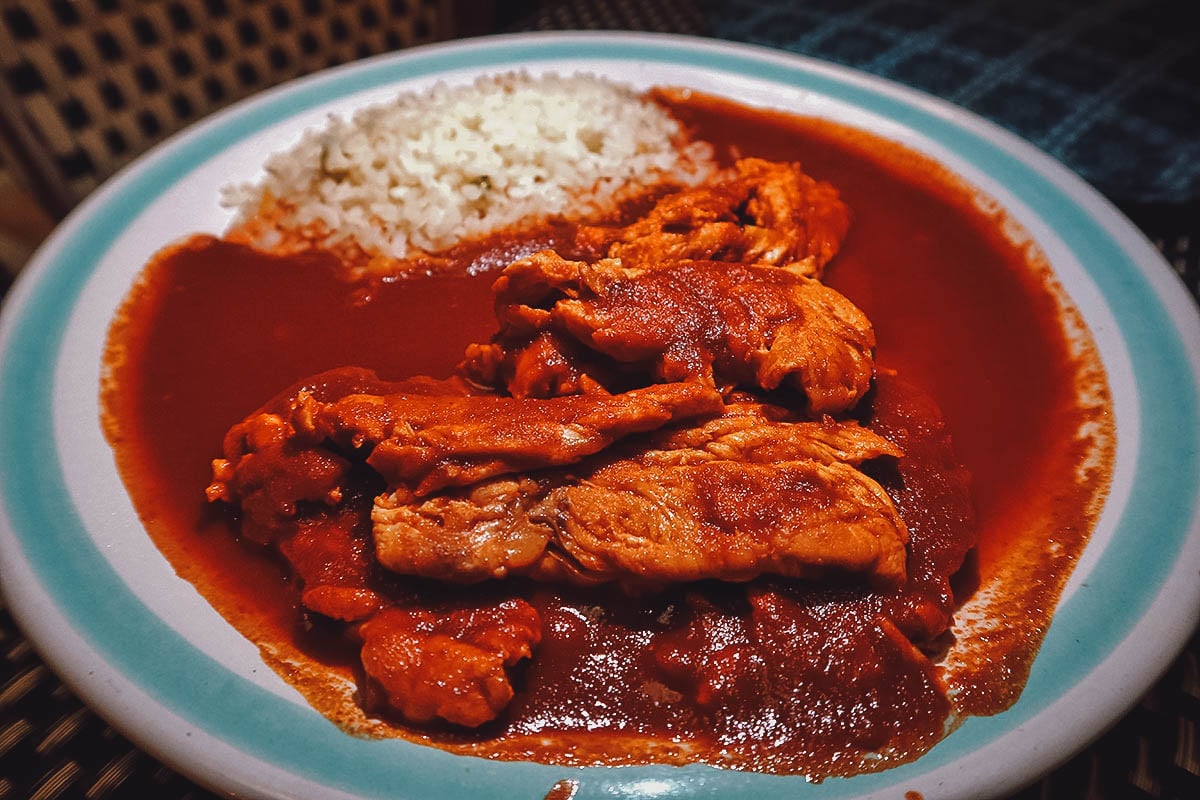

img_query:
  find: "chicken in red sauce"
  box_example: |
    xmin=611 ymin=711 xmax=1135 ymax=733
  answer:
xmin=199 ymin=154 xmax=973 ymax=751
xmin=572 ymin=157 xmax=850 ymax=274
xmin=464 ymin=251 xmax=876 ymax=412
xmin=101 ymin=87 xmax=1114 ymax=779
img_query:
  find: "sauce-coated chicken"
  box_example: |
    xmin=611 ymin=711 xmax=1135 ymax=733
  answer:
xmin=359 ymin=599 xmax=541 ymax=728
xmin=574 ymin=158 xmax=850 ymax=277
xmin=372 ymin=408 xmax=908 ymax=590
xmin=466 ymin=251 xmax=876 ymax=413
xmin=203 ymin=155 xmax=925 ymax=731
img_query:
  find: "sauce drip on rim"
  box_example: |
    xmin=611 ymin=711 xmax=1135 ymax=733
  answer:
xmin=101 ymin=92 xmax=1112 ymax=776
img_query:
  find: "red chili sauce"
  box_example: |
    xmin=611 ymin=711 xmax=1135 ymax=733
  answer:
xmin=101 ymin=93 xmax=1112 ymax=777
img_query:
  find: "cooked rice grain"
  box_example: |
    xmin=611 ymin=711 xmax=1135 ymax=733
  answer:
xmin=222 ymin=73 xmax=715 ymax=259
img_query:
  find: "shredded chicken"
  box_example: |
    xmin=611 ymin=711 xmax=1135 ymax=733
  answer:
xmin=574 ymin=158 xmax=850 ymax=277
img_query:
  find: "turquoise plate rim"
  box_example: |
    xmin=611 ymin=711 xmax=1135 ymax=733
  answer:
xmin=1 ymin=32 xmax=1198 ymax=800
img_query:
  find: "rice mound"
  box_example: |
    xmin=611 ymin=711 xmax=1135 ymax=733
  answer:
xmin=222 ymin=72 xmax=716 ymax=260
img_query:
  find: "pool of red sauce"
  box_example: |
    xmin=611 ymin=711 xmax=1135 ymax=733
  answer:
xmin=101 ymin=92 xmax=1111 ymax=776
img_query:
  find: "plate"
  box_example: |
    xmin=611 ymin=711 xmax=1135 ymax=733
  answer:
xmin=1 ymin=32 xmax=1198 ymax=800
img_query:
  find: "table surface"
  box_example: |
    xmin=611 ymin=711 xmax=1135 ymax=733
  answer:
xmin=2 ymin=1 xmax=1199 ymax=798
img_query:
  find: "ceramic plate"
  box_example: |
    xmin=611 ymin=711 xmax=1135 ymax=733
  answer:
xmin=1 ymin=32 xmax=1198 ymax=800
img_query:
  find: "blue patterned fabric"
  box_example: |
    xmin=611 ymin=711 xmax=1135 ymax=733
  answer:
xmin=701 ymin=0 xmax=1200 ymax=205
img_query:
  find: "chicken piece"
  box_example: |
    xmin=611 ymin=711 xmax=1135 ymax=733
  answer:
xmin=372 ymin=478 xmax=553 ymax=583
xmin=574 ymin=158 xmax=850 ymax=277
xmin=210 ymin=377 xmax=720 ymax=530
xmin=544 ymin=457 xmax=907 ymax=589
xmin=277 ymin=507 xmax=387 ymax=623
xmin=359 ymin=599 xmax=541 ymax=727
xmin=469 ymin=251 xmax=876 ymax=413
xmin=206 ymin=409 xmax=351 ymax=542
xmin=640 ymin=402 xmax=904 ymax=466
xmin=207 ymin=367 xmax=473 ymax=541
xmin=298 ymin=380 xmax=724 ymax=495
xmin=373 ymin=411 xmax=907 ymax=589
xmin=462 ymin=331 xmax=620 ymax=400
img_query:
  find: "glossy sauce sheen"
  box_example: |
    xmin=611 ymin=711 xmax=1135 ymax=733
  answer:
xmin=102 ymin=94 xmax=1110 ymax=775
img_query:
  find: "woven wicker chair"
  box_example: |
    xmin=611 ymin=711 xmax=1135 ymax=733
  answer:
xmin=0 ymin=0 xmax=460 ymax=279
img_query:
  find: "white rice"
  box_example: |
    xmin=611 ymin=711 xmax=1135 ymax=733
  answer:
xmin=221 ymin=72 xmax=715 ymax=259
